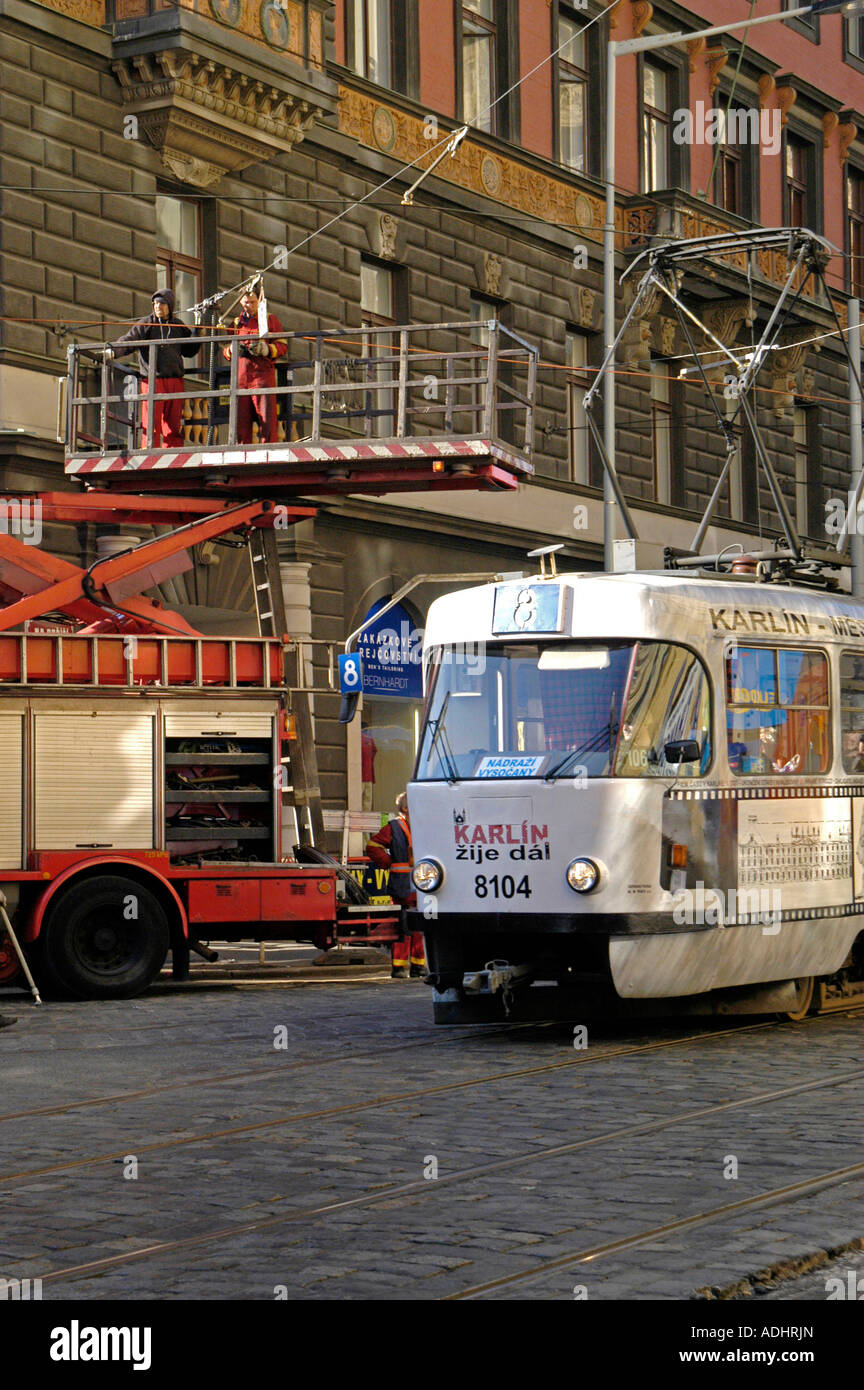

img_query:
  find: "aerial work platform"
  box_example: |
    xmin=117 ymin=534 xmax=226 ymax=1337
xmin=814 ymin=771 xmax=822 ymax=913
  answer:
xmin=62 ymin=319 xmax=537 ymax=497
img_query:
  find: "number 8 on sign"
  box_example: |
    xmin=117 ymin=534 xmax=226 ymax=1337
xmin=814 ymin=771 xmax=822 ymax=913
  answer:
xmin=338 ymin=654 xmax=363 ymax=694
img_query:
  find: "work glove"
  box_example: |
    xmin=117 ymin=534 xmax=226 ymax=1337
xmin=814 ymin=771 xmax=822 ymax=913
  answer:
xmin=247 ymin=339 xmax=270 ymax=358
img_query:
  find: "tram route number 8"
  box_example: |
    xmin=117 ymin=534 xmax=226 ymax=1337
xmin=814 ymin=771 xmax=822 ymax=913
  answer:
xmin=474 ymin=874 xmax=532 ymax=899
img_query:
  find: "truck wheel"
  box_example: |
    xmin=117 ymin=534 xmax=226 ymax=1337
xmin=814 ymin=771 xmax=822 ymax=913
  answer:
xmin=40 ymin=876 xmax=169 ymax=1000
xmin=0 ymin=928 xmax=21 ymax=984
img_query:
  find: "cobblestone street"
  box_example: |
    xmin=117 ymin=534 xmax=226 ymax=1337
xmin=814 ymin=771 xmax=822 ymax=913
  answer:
xmin=2 ymin=977 xmax=863 ymax=1302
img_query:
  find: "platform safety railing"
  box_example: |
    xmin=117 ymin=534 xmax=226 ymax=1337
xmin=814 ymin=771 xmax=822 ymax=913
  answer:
xmin=63 ymin=320 xmax=538 ymax=459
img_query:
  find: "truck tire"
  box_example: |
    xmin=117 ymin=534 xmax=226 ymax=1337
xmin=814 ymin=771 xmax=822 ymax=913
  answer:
xmin=39 ymin=876 xmax=169 ymax=1000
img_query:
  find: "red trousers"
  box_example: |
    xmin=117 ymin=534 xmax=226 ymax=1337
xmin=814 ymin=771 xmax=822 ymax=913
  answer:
xmin=141 ymin=377 xmax=185 ymax=448
xmin=237 ymin=371 xmax=279 ymax=443
xmin=392 ymin=931 xmax=426 ymax=969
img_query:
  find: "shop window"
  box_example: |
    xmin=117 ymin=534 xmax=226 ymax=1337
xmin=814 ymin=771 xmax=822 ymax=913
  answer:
xmin=358 ymin=597 xmax=424 ymax=813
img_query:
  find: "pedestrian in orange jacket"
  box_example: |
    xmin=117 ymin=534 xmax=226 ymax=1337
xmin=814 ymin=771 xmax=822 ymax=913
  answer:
xmin=365 ymin=793 xmax=427 ymax=979
xmin=222 ymin=284 xmax=287 ymax=443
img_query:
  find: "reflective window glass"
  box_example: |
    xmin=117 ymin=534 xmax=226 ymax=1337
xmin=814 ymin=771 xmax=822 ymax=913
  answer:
xmin=726 ymin=646 xmax=830 ymax=775
xmin=840 ymin=650 xmax=864 ymax=773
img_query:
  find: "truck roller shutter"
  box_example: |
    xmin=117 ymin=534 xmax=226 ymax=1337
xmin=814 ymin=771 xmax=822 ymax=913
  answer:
xmin=34 ymin=713 xmax=155 ymax=850
xmin=0 ymin=714 xmax=24 ymax=868
xmin=164 ymin=714 xmax=274 ymax=739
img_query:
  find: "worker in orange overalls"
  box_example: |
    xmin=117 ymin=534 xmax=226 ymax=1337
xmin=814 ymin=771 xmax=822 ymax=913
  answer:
xmin=365 ymin=792 xmax=427 ymax=979
xmin=222 ymin=281 xmax=287 ymax=443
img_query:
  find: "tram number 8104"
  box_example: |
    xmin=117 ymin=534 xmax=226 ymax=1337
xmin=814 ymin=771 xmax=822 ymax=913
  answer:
xmin=474 ymin=874 xmax=532 ymax=899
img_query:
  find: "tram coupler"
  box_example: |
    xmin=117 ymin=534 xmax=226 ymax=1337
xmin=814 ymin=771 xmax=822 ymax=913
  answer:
xmin=462 ymin=960 xmax=534 ymax=1008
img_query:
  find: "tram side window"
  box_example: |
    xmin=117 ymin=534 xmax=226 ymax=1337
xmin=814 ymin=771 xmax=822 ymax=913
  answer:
xmin=726 ymin=646 xmax=829 ymax=775
xmin=840 ymin=650 xmax=864 ymax=773
xmin=613 ymin=642 xmax=711 ymax=778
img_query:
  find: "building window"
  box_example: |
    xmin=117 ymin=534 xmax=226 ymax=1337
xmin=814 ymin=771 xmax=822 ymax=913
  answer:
xmin=794 ymin=405 xmax=811 ymax=539
xmin=361 ymin=259 xmax=396 ymax=436
xmin=349 ymin=0 xmax=392 ymax=86
xmin=712 ymin=104 xmax=759 ymax=222
xmin=781 ymin=0 xmax=819 ymax=41
xmin=846 ymin=14 xmax=864 ymax=68
xmin=848 ymin=166 xmax=864 ymax=299
xmin=566 ymin=330 xmax=593 ymax=484
xmin=470 ymin=291 xmax=499 ymax=349
xmin=722 ymin=396 xmax=744 ymax=522
xmin=462 ymin=0 xmax=496 ymax=133
xmin=641 ymin=61 xmax=672 ymax=193
xmin=156 ymin=194 xmax=202 ymax=312
xmin=784 ymin=132 xmax=820 ymax=231
xmin=650 ymin=358 xmax=672 ymax=505
xmin=785 ymin=136 xmax=808 ymax=227
xmin=557 ymin=7 xmax=589 ymax=173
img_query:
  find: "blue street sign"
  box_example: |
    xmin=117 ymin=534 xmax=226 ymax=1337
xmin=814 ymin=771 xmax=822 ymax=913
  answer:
xmin=355 ymin=599 xmax=423 ymax=699
xmin=338 ymin=652 xmax=364 ymax=694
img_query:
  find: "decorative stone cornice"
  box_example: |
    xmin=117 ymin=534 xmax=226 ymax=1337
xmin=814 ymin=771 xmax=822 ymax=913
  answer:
xmin=839 ymin=118 xmax=858 ymax=165
xmin=776 ymin=83 xmax=798 ymax=128
xmin=686 ymin=37 xmax=707 ymax=74
xmin=705 ymin=48 xmax=729 ymax=97
xmin=112 ymin=48 xmax=327 ymax=187
xmin=631 ymin=1 xmax=653 ymax=39
xmin=757 ymin=74 xmax=776 ymax=110
xmin=770 ymin=334 xmax=819 ymax=418
xmin=822 ymin=111 xmax=839 ymax=149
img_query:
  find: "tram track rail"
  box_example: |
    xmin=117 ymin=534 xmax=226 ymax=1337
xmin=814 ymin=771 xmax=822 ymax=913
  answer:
xmin=25 ymin=1017 xmax=864 ymax=1290
xmin=0 ymin=1019 xmax=782 ymax=1170
xmin=446 ymin=1160 xmax=864 ymax=1300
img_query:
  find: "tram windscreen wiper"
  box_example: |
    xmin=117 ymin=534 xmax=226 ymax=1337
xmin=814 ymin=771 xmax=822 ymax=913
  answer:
xmin=427 ymin=691 xmax=460 ymax=784
xmin=544 ymin=691 xmax=619 ymax=781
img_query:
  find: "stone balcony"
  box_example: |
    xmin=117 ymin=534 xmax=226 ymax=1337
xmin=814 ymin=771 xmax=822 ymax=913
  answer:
xmin=109 ymin=0 xmax=337 ymax=187
xmin=621 ymin=188 xmax=843 ymax=323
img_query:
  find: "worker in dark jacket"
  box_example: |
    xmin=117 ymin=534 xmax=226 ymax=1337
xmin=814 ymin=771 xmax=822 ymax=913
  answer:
xmin=110 ymin=288 xmax=199 ymax=448
xmin=221 ymin=283 xmax=288 ymax=443
xmin=366 ymin=792 xmax=427 ymax=979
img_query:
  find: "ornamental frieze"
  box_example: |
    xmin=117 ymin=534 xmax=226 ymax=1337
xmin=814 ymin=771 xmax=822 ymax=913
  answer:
xmin=337 ymin=85 xmax=607 ymax=243
xmin=33 ymin=0 xmax=105 ymax=21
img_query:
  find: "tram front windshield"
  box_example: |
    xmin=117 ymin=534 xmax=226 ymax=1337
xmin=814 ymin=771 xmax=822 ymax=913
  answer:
xmin=416 ymin=640 xmax=711 ymax=781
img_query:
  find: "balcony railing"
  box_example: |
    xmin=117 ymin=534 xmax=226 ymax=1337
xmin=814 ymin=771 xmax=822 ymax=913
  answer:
xmin=63 ymin=320 xmax=538 ymax=463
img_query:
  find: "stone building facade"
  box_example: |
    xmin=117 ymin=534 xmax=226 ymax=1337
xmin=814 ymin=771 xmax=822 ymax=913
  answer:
xmin=1 ymin=0 xmax=863 ymax=830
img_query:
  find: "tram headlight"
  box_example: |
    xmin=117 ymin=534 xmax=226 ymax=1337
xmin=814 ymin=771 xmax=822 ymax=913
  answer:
xmin=412 ymin=859 xmax=444 ymax=893
xmin=566 ymin=857 xmax=600 ymax=894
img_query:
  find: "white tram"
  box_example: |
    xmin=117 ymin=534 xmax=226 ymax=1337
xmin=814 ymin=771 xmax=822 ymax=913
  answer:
xmin=407 ymin=569 xmax=864 ymax=1023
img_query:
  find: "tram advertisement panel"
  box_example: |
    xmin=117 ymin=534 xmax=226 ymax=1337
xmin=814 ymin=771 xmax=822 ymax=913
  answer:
xmin=737 ymin=799 xmax=852 ymax=910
